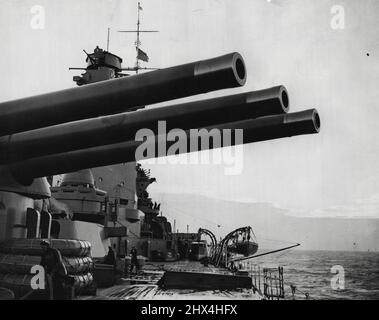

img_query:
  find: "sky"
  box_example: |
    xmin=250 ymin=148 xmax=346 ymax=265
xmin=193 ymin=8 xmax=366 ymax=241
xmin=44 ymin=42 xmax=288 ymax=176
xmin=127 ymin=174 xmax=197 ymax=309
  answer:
xmin=0 ymin=0 xmax=379 ymax=218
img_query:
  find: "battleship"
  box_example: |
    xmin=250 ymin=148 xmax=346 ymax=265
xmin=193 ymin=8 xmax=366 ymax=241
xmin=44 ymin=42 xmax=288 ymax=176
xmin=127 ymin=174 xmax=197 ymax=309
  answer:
xmin=0 ymin=2 xmax=320 ymax=300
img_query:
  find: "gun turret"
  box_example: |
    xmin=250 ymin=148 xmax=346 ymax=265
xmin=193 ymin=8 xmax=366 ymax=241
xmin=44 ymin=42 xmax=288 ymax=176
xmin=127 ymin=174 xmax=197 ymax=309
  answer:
xmin=0 ymin=51 xmax=322 ymax=248
xmin=0 ymin=52 xmax=320 ymax=202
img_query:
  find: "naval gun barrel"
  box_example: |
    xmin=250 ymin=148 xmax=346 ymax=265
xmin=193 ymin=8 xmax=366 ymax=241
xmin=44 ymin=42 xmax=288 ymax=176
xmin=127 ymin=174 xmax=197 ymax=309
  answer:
xmin=0 ymin=52 xmax=246 ymax=136
xmin=0 ymin=86 xmax=289 ymax=163
xmin=10 ymin=109 xmax=320 ymax=183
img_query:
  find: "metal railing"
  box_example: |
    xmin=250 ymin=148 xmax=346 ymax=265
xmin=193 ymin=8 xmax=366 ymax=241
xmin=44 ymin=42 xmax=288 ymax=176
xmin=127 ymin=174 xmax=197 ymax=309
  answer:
xmin=233 ymin=261 xmax=285 ymax=300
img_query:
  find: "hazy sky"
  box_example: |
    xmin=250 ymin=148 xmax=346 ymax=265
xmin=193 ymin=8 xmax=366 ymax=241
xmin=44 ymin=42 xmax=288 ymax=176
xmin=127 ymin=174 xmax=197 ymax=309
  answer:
xmin=1 ymin=0 xmax=379 ymax=218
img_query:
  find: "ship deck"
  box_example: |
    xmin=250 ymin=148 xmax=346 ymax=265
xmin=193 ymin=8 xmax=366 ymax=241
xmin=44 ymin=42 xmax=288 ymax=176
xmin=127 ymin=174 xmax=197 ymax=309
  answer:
xmin=80 ymin=260 xmax=263 ymax=300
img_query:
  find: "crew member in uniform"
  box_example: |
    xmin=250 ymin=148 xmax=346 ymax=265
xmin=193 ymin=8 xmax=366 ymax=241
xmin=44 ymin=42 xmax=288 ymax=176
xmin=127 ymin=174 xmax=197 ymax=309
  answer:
xmin=130 ymin=246 xmax=139 ymax=274
xmin=104 ymin=246 xmax=116 ymax=267
xmin=40 ymin=240 xmax=68 ymax=300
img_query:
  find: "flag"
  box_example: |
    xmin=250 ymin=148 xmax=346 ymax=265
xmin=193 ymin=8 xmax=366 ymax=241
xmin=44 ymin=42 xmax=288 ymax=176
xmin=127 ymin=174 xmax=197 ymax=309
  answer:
xmin=136 ymin=47 xmax=149 ymax=62
xmin=138 ymin=3 xmax=143 ymax=11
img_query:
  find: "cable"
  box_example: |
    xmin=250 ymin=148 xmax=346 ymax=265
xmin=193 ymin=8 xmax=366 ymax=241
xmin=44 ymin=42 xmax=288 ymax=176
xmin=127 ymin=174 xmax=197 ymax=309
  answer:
xmin=161 ymin=202 xmax=222 ymax=229
xmin=276 ymin=249 xmax=292 ymax=259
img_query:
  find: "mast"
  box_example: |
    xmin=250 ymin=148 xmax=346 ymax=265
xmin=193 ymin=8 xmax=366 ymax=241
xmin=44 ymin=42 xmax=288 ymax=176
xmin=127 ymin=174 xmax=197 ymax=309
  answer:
xmin=118 ymin=1 xmax=158 ymax=74
xmin=107 ymin=27 xmax=110 ymax=52
xmin=136 ymin=2 xmax=141 ymax=73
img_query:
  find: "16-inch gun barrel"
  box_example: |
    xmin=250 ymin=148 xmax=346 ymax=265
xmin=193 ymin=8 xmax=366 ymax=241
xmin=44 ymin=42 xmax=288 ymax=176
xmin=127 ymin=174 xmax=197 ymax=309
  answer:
xmin=10 ymin=109 xmax=320 ymax=183
xmin=0 ymin=52 xmax=246 ymax=136
xmin=0 ymin=86 xmax=288 ymax=163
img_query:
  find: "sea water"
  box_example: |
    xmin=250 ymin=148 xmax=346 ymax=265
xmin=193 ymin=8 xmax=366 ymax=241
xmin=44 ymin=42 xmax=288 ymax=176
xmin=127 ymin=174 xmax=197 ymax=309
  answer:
xmin=251 ymin=250 xmax=379 ymax=300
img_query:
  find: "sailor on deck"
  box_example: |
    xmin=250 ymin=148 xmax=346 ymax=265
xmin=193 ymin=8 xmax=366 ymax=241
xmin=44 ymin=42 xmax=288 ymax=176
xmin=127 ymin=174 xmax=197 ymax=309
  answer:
xmin=40 ymin=240 xmax=68 ymax=300
xmin=130 ymin=247 xmax=139 ymax=274
xmin=104 ymin=246 xmax=116 ymax=267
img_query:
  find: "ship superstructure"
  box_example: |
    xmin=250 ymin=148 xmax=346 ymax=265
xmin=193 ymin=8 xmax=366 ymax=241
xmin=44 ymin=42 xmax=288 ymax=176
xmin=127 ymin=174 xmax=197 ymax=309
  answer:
xmin=0 ymin=3 xmax=321 ymax=300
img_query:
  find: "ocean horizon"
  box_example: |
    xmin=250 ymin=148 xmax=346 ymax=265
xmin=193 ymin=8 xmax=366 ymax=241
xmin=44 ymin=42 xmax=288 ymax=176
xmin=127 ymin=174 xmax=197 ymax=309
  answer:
xmin=249 ymin=249 xmax=379 ymax=300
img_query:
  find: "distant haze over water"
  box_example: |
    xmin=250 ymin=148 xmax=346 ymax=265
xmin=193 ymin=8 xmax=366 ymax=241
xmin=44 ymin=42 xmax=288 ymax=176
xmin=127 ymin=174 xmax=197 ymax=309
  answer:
xmin=151 ymin=193 xmax=379 ymax=252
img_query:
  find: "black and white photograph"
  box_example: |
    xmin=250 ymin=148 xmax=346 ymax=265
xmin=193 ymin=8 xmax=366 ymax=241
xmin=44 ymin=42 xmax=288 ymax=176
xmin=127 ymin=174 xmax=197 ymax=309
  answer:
xmin=0 ymin=0 xmax=378 ymax=308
